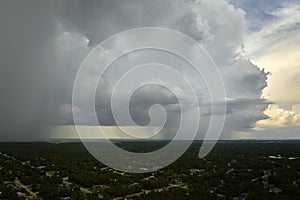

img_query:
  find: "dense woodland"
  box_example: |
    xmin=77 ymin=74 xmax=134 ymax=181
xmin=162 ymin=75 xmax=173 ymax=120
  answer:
xmin=0 ymin=141 xmax=299 ymax=199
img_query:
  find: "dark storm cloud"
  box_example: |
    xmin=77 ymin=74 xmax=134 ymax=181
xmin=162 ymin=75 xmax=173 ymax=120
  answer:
xmin=58 ymin=0 xmax=173 ymax=47
xmin=96 ymin=84 xmax=182 ymax=126
xmin=223 ymin=98 xmax=270 ymax=131
xmin=0 ymin=0 xmax=61 ymax=140
xmin=0 ymin=0 xmax=271 ymax=140
xmin=203 ymin=98 xmax=270 ymax=116
xmin=221 ymin=59 xmax=270 ymax=98
xmin=226 ymin=98 xmax=270 ymax=114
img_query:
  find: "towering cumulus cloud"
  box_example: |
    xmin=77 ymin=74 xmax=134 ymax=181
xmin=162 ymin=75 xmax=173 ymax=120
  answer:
xmin=0 ymin=0 xmax=270 ymax=140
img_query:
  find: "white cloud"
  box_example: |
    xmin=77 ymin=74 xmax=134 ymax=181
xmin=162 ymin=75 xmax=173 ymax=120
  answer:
xmin=245 ymin=3 xmax=300 ymax=59
xmin=257 ymin=104 xmax=300 ymax=129
xmin=244 ymin=2 xmax=300 ymax=103
xmin=242 ymin=2 xmax=300 ymax=137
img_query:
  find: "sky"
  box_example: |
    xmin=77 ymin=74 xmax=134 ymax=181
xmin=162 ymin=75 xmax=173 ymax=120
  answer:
xmin=0 ymin=0 xmax=299 ymax=141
